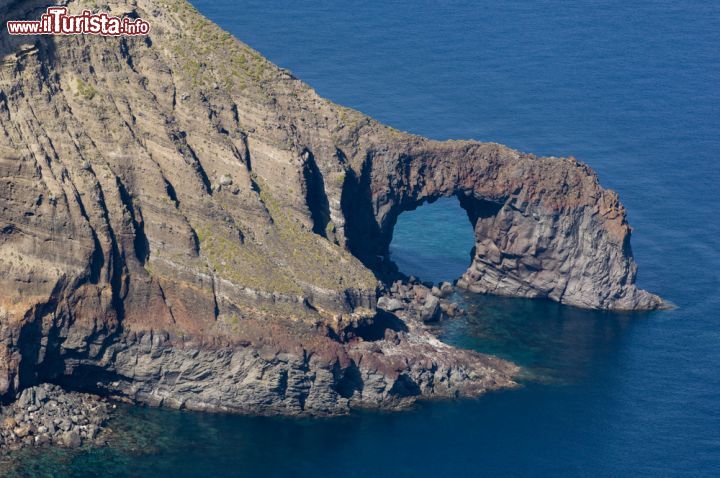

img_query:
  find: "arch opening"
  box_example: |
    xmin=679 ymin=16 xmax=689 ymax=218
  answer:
xmin=388 ymin=196 xmax=478 ymax=285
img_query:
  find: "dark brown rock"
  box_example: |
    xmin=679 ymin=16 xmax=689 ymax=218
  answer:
xmin=0 ymin=0 xmax=660 ymax=420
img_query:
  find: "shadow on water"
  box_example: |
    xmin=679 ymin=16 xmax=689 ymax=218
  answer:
xmin=4 ymin=0 xmax=718 ymax=471
xmin=387 ymin=192 xmax=655 ymax=386
xmin=440 ymin=291 xmax=655 ymax=385
xmin=0 ymin=292 xmax=659 ymax=477
xmin=0 ymin=134 xmax=663 ymax=478
xmin=0 ymin=170 xmax=663 ymax=477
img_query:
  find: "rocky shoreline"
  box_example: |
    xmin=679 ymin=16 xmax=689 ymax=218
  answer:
xmin=0 ymin=277 xmax=490 ymax=455
xmin=0 ymin=0 xmax=660 ymax=453
xmin=379 ymin=279 xmax=465 ymax=323
xmin=0 ymin=385 xmax=111 ymax=452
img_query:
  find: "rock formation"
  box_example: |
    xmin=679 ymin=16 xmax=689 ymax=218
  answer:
xmin=349 ymin=140 xmax=663 ymax=310
xmin=0 ymin=384 xmax=110 ymax=449
xmin=0 ymin=0 xmax=660 ymax=417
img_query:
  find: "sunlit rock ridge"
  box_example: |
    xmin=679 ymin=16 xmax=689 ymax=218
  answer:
xmin=0 ymin=0 xmax=660 ymax=415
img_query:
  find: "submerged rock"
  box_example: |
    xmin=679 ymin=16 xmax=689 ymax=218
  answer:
xmin=0 ymin=384 xmax=110 ymax=452
xmin=0 ymin=0 xmax=659 ymax=419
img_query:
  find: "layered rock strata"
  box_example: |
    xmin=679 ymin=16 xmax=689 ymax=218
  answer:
xmin=0 ymin=0 xmax=660 ymax=420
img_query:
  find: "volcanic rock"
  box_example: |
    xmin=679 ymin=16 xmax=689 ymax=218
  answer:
xmin=0 ymin=384 xmax=110 ymax=451
xmin=0 ymin=0 xmax=661 ymax=422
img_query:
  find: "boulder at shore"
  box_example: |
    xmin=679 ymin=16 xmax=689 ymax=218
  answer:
xmin=0 ymin=0 xmax=660 ymax=427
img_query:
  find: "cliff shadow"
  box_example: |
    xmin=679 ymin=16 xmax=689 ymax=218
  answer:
xmin=301 ymin=150 xmax=332 ymax=238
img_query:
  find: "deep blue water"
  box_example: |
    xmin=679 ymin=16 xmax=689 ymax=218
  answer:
xmin=5 ymin=1 xmax=719 ymax=476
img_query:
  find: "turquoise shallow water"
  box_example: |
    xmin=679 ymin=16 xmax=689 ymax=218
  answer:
xmin=390 ymin=197 xmax=476 ymax=284
xmin=4 ymin=0 xmax=719 ymax=476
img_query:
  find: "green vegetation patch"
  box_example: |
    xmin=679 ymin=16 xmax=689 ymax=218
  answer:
xmin=194 ymin=224 xmax=303 ymax=295
xmin=162 ymin=0 xmax=277 ymax=97
xmin=254 ymin=177 xmax=377 ymax=292
xmin=76 ymin=79 xmax=97 ymax=100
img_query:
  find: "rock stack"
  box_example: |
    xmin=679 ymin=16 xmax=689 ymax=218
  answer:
xmin=0 ymin=384 xmax=111 ymax=451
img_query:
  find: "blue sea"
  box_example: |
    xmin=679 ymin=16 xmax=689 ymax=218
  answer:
xmin=7 ymin=1 xmax=719 ymax=476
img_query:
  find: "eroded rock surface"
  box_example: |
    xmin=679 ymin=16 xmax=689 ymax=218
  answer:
xmin=380 ymin=280 xmax=464 ymax=324
xmin=346 ymin=141 xmax=664 ymax=311
xmin=0 ymin=0 xmax=659 ymax=417
xmin=0 ymin=384 xmax=110 ymax=450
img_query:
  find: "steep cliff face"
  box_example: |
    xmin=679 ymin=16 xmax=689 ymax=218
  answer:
xmin=0 ymin=0 xmax=659 ymax=413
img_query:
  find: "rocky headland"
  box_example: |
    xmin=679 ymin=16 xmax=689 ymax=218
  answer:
xmin=0 ymin=0 xmax=662 ymax=450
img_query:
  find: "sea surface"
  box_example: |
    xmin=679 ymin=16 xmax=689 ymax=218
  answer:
xmin=5 ymin=0 xmax=719 ymax=476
